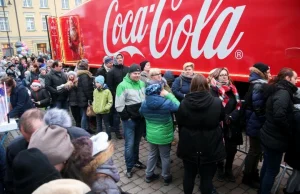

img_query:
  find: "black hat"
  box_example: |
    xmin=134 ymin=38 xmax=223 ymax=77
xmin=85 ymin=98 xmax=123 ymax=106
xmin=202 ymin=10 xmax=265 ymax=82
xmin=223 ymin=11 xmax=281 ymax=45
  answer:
xmin=140 ymin=60 xmax=149 ymax=71
xmin=253 ymin=63 xmax=269 ymax=74
xmin=37 ymin=58 xmax=44 ymax=64
xmin=13 ymin=148 xmax=61 ymax=194
xmin=129 ymin=64 xmax=141 ymax=73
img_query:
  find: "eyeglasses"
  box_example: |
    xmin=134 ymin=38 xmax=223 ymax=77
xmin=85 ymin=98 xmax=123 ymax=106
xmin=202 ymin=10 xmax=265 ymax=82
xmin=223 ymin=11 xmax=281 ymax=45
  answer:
xmin=151 ymin=73 xmax=161 ymax=76
xmin=219 ymin=74 xmax=228 ymax=77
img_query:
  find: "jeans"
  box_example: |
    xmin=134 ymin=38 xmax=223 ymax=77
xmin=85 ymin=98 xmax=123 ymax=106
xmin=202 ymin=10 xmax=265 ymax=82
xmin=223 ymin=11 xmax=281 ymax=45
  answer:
xmin=122 ymin=119 xmax=145 ymax=171
xmin=146 ymin=143 xmax=171 ymax=179
xmin=80 ymin=107 xmax=89 ymax=131
xmin=109 ymin=107 xmax=121 ymax=135
xmin=217 ymin=137 xmax=237 ymax=171
xmin=244 ymin=136 xmax=262 ymax=175
xmin=96 ymin=114 xmax=110 ymax=138
xmin=54 ymin=100 xmax=69 ymax=110
xmin=183 ymin=160 xmax=217 ymax=194
xmin=260 ymin=146 xmax=283 ymax=194
xmin=0 ymin=146 xmax=5 ymax=194
xmin=70 ymin=106 xmax=81 ymax=127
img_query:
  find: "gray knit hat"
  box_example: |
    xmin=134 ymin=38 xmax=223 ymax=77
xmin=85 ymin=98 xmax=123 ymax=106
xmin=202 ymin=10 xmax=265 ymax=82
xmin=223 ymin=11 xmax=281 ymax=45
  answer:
xmin=28 ymin=125 xmax=74 ymax=165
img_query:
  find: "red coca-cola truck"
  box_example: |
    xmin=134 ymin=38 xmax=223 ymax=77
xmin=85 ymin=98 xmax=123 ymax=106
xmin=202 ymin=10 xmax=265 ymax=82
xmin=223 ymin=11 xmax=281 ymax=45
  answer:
xmin=47 ymin=0 xmax=300 ymax=83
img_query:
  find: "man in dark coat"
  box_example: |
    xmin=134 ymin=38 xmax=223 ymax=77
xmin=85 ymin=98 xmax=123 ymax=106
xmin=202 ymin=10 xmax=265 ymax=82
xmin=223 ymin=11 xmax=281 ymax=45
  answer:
xmin=96 ymin=56 xmax=114 ymax=81
xmin=45 ymin=61 xmax=68 ymax=110
xmin=107 ymin=53 xmax=129 ymax=139
xmin=4 ymin=108 xmax=90 ymax=194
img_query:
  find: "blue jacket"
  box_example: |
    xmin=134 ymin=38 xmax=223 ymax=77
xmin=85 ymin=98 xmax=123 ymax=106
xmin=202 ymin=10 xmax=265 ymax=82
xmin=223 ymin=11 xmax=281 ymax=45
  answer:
xmin=9 ymin=85 xmax=34 ymax=118
xmin=140 ymin=93 xmax=179 ymax=145
xmin=171 ymin=73 xmax=192 ymax=101
xmin=245 ymin=70 xmax=268 ymax=137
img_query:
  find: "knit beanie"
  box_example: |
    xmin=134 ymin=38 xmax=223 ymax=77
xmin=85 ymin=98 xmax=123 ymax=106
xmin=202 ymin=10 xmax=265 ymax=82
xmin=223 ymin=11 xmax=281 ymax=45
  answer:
xmin=129 ymin=64 xmax=141 ymax=73
xmin=31 ymin=80 xmax=42 ymax=88
xmin=140 ymin=60 xmax=149 ymax=71
xmin=39 ymin=67 xmax=46 ymax=73
xmin=28 ymin=125 xmax=74 ymax=165
xmin=44 ymin=108 xmax=72 ymax=128
xmin=13 ymin=148 xmax=61 ymax=194
xmin=67 ymin=71 xmax=77 ymax=78
xmin=37 ymin=58 xmax=44 ymax=63
xmin=163 ymin=70 xmax=175 ymax=83
xmin=95 ymin=75 xmax=105 ymax=85
xmin=146 ymin=84 xmax=162 ymax=96
xmin=253 ymin=63 xmax=270 ymax=74
xmin=33 ymin=179 xmax=91 ymax=194
xmin=104 ymin=57 xmax=113 ymax=64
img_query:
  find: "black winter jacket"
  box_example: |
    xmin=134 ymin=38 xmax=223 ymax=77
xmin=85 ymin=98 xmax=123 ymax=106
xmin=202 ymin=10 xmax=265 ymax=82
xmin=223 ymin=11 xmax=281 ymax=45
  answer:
xmin=284 ymin=109 xmax=300 ymax=170
xmin=9 ymin=85 xmax=34 ymax=118
xmin=76 ymin=70 xmax=94 ymax=107
xmin=68 ymin=85 xmax=78 ymax=107
xmin=96 ymin=64 xmax=109 ymax=81
xmin=106 ymin=65 xmax=129 ymax=96
xmin=260 ymin=80 xmax=297 ymax=152
xmin=176 ymin=91 xmax=226 ymax=164
xmin=30 ymin=88 xmax=51 ymax=108
xmin=45 ymin=69 xmax=68 ymax=102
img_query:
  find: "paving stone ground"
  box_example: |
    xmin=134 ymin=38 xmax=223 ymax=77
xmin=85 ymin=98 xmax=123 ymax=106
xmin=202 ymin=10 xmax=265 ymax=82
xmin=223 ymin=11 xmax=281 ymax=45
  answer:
xmin=2 ymin=130 xmax=290 ymax=194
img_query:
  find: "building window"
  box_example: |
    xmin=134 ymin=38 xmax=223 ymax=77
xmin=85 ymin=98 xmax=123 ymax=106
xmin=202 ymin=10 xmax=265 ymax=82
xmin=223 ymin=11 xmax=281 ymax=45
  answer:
xmin=40 ymin=0 xmax=48 ymax=8
xmin=0 ymin=17 xmax=9 ymax=31
xmin=42 ymin=17 xmax=47 ymax=30
xmin=26 ymin=17 xmax=35 ymax=31
xmin=62 ymin=0 xmax=69 ymax=9
xmin=23 ymin=0 xmax=32 ymax=7
xmin=0 ymin=0 xmax=4 ymax=6
xmin=75 ymin=0 xmax=82 ymax=6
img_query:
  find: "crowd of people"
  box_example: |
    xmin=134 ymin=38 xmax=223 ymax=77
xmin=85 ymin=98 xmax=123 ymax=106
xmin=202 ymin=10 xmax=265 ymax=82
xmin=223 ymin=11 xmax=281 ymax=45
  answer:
xmin=0 ymin=53 xmax=299 ymax=194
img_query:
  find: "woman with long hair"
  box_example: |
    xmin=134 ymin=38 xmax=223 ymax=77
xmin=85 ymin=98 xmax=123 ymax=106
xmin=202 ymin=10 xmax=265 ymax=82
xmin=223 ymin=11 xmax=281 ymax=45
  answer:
xmin=209 ymin=68 xmax=242 ymax=182
xmin=260 ymin=68 xmax=298 ymax=194
xmin=176 ymin=74 xmax=226 ymax=194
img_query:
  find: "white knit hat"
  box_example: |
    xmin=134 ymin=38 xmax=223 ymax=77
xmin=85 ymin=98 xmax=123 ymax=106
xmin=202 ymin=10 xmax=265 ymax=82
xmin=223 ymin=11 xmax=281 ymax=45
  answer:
xmin=90 ymin=132 xmax=109 ymax=156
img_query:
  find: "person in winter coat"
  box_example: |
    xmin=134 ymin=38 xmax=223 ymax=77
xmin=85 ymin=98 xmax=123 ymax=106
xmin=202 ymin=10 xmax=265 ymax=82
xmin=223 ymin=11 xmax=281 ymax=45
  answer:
xmin=0 ymin=76 xmax=34 ymax=118
xmin=6 ymin=63 xmax=17 ymax=80
xmin=96 ymin=56 xmax=113 ymax=81
xmin=65 ymin=71 xmax=81 ymax=127
xmin=76 ymin=59 xmax=94 ymax=131
xmin=37 ymin=57 xmax=46 ymax=69
xmin=163 ymin=70 xmax=175 ymax=88
xmin=115 ymin=64 xmax=146 ymax=178
xmin=69 ymin=133 xmax=123 ymax=194
xmin=45 ymin=61 xmax=68 ymax=110
xmin=176 ymin=74 xmax=226 ymax=194
xmin=140 ymin=60 xmax=151 ymax=84
xmin=107 ymin=53 xmax=129 ymax=139
xmin=140 ymin=84 xmax=179 ymax=186
xmin=38 ymin=67 xmax=47 ymax=88
xmin=260 ymin=68 xmax=298 ymax=194
xmin=26 ymin=64 xmax=40 ymax=86
xmin=242 ymin=63 xmax=271 ymax=188
xmin=30 ymin=80 xmax=50 ymax=109
xmin=93 ymin=75 xmax=113 ymax=139
xmin=283 ymin=89 xmax=300 ymax=194
xmin=171 ymin=62 xmax=194 ymax=101
xmin=12 ymin=148 xmax=61 ymax=194
xmin=209 ymin=67 xmax=242 ymax=182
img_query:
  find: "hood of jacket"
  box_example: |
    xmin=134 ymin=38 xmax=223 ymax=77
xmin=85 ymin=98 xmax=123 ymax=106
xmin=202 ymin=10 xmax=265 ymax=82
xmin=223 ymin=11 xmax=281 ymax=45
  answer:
xmin=184 ymin=91 xmax=214 ymax=110
xmin=264 ymin=80 xmax=298 ymax=99
xmin=145 ymin=95 xmax=166 ymax=109
xmin=77 ymin=70 xmax=93 ymax=78
xmin=249 ymin=67 xmax=268 ymax=81
xmin=113 ymin=53 xmax=124 ymax=65
xmin=82 ymin=143 xmax=119 ymax=181
xmin=163 ymin=71 xmax=175 ymax=82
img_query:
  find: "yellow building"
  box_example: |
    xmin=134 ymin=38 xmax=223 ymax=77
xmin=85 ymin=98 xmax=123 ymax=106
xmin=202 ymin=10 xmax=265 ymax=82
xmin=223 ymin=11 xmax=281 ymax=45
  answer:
xmin=0 ymin=0 xmax=88 ymax=58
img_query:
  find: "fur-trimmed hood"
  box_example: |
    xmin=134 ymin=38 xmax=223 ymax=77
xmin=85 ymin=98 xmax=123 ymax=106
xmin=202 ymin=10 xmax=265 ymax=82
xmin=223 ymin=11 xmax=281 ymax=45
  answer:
xmin=249 ymin=67 xmax=268 ymax=81
xmin=81 ymin=143 xmax=119 ymax=181
xmin=44 ymin=108 xmax=72 ymax=128
xmin=77 ymin=70 xmax=93 ymax=78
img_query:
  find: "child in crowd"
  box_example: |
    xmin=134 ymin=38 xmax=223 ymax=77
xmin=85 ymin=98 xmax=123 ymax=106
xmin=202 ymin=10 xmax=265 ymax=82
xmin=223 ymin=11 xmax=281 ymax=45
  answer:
xmin=93 ymin=75 xmax=113 ymax=140
xmin=30 ymin=80 xmax=51 ymax=109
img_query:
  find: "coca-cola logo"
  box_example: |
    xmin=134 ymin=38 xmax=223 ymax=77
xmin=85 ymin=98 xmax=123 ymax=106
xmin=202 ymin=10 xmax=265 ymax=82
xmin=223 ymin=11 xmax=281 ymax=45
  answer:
xmin=103 ymin=0 xmax=246 ymax=59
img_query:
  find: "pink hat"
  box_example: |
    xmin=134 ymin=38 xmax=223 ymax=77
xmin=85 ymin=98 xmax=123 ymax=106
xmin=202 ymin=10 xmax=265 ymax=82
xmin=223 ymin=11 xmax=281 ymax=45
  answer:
xmin=31 ymin=80 xmax=41 ymax=87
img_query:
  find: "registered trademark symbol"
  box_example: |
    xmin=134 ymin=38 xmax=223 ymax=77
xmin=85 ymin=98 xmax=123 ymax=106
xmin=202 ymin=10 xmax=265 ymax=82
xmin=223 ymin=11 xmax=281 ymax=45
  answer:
xmin=235 ymin=50 xmax=243 ymax=60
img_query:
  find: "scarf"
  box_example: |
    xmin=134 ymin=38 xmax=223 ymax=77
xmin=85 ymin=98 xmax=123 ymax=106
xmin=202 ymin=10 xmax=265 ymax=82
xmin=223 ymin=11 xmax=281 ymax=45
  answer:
xmin=214 ymin=80 xmax=241 ymax=110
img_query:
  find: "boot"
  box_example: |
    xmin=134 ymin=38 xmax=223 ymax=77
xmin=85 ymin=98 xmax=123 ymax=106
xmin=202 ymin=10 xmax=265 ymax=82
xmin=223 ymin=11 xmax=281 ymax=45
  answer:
xmin=224 ymin=169 xmax=236 ymax=182
xmin=242 ymin=173 xmax=260 ymax=189
xmin=216 ymin=167 xmax=225 ymax=182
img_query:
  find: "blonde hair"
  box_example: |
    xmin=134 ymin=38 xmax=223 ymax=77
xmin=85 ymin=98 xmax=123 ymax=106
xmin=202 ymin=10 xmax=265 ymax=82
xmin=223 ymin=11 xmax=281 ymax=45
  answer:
xmin=183 ymin=62 xmax=194 ymax=70
xmin=149 ymin=68 xmax=161 ymax=76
